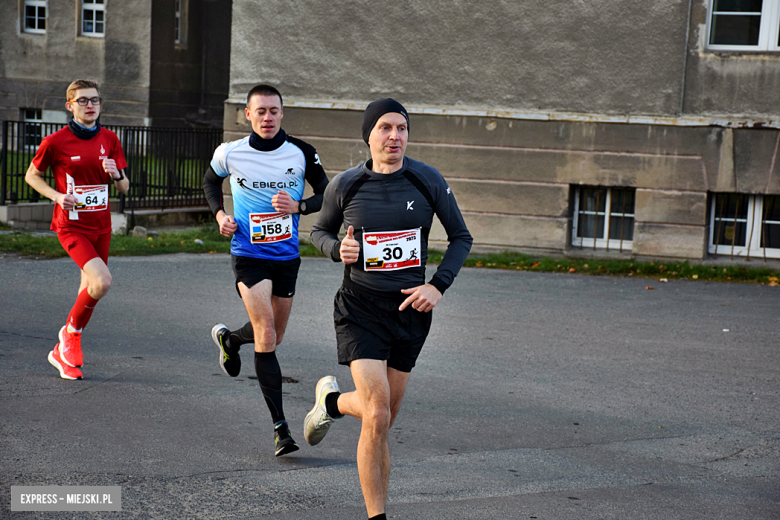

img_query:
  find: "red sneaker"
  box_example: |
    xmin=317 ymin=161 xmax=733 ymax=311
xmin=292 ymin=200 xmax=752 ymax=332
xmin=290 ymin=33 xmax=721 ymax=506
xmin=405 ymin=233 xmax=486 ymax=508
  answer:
xmin=48 ymin=344 xmax=83 ymax=380
xmin=58 ymin=326 xmax=83 ymax=367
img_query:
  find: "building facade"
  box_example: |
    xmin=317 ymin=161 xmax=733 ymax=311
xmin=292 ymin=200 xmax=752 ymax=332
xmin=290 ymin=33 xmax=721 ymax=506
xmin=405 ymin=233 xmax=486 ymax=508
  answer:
xmin=0 ymin=0 xmax=231 ymax=128
xmin=224 ymin=0 xmax=780 ymax=263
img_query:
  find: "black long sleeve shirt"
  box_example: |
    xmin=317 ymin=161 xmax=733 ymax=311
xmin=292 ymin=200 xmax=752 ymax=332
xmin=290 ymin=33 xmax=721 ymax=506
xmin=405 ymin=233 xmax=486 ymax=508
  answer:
xmin=311 ymin=157 xmax=472 ymax=296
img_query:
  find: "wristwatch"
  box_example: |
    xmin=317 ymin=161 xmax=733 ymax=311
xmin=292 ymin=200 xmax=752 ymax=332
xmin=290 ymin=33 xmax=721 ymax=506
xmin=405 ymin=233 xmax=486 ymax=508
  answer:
xmin=299 ymin=200 xmax=307 ymax=214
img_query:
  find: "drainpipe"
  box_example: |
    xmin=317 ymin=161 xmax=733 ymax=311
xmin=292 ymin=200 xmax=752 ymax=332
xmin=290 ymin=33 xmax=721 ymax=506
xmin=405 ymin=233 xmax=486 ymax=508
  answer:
xmin=679 ymin=0 xmax=694 ymax=116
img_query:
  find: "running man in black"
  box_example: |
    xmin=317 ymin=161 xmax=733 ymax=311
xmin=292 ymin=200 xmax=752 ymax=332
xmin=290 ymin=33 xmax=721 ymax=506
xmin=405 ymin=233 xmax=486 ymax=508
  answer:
xmin=304 ymin=99 xmax=472 ymax=519
xmin=203 ymin=84 xmax=329 ymax=456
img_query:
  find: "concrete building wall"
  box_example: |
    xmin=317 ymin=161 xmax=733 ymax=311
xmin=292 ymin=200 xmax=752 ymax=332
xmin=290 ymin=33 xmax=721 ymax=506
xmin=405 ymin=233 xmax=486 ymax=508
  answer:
xmin=0 ymin=0 xmax=153 ymax=125
xmin=228 ymin=1 xmax=691 ymax=116
xmin=221 ymin=0 xmax=780 ymax=262
xmin=221 ymin=105 xmax=780 ymax=260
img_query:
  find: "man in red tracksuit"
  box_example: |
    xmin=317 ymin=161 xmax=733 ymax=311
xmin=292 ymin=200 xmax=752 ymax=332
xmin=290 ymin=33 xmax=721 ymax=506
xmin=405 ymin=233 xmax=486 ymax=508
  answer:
xmin=25 ymin=79 xmax=129 ymax=380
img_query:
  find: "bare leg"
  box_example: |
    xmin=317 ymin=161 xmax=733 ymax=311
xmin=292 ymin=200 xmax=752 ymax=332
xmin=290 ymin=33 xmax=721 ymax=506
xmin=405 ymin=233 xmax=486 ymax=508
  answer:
xmin=337 ymin=360 xmax=411 ymax=518
xmin=80 ymin=257 xmax=112 ymax=299
xmin=237 ymin=280 xmax=293 ymax=352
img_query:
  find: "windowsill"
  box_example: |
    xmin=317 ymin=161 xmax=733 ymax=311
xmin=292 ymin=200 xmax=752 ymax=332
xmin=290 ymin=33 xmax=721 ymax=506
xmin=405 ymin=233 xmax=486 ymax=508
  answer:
xmin=78 ymin=33 xmax=106 ymax=39
xmin=704 ymin=49 xmax=780 ymax=57
xmin=22 ymin=30 xmax=46 ymax=35
xmin=572 ymin=241 xmax=634 ymax=252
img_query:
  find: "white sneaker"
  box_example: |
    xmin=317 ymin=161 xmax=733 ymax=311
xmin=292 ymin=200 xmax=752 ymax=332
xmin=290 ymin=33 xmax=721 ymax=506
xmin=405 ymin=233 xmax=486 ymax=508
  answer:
xmin=303 ymin=376 xmax=340 ymax=446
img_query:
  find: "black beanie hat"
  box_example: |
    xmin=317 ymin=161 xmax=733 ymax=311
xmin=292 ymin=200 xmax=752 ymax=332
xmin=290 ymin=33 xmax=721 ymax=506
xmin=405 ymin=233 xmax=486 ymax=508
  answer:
xmin=361 ymin=98 xmax=409 ymax=144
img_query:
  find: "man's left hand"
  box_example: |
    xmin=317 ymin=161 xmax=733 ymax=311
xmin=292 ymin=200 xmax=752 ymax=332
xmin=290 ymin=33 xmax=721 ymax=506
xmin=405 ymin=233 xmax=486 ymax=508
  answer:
xmin=399 ymin=284 xmax=442 ymax=313
xmin=271 ymin=190 xmax=299 ymax=214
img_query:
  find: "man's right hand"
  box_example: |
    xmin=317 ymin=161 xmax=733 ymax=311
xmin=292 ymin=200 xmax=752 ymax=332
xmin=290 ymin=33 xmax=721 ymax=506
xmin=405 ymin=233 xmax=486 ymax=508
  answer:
xmin=55 ymin=193 xmax=78 ymax=211
xmin=339 ymin=225 xmax=360 ymax=264
xmin=217 ymin=211 xmax=238 ymax=237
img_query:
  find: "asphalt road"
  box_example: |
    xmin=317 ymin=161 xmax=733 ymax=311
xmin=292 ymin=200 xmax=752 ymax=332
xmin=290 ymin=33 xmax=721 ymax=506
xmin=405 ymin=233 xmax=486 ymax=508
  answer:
xmin=1 ymin=254 xmax=778 ymax=519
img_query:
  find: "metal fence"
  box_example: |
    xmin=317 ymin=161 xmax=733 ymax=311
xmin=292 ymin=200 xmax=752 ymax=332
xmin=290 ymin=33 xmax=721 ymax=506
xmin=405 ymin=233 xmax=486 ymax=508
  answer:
xmin=1 ymin=121 xmax=223 ymax=211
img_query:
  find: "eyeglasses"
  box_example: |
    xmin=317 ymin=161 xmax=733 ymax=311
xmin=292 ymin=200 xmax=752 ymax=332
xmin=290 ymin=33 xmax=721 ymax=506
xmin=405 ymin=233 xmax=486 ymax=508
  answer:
xmin=70 ymin=97 xmax=102 ymax=106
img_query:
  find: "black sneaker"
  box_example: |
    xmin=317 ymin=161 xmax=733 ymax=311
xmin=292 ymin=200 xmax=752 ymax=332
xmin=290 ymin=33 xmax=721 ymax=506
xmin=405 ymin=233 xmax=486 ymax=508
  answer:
xmin=211 ymin=323 xmax=240 ymax=377
xmin=274 ymin=421 xmax=300 ymax=457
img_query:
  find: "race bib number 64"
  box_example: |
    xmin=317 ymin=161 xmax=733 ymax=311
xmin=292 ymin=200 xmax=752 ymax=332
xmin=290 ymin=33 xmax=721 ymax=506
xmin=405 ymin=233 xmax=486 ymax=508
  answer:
xmin=363 ymin=228 xmax=421 ymax=271
xmin=73 ymin=185 xmax=108 ymax=212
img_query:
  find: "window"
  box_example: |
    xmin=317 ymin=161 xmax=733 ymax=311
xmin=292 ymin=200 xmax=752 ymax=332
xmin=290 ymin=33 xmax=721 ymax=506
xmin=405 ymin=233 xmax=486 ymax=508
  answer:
xmin=174 ymin=0 xmax=188 ymax=46
xmin=710 ymin=194 xmax=780 ymax=258
xmin=707 ymin=0 xmax=780 ymax=51
xmin=24 ymin=0 xmax=46 ymax=34
xmin=21 ymin=109 xmax=43 ymax=150
xmin=81 ymin=0 xmax=105 ymax=37
xmin=572 ymin=187 xmax=635 ymax=251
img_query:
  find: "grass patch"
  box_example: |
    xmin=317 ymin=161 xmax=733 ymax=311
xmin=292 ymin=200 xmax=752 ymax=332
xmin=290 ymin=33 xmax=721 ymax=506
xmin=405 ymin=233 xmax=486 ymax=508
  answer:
xmin=0 ymin=222 xmax=325 ymax=259
xmin=1 ymin=228 xmax=777 ymax=285
xmin=449 ymin=250 xmax=779 ymax=285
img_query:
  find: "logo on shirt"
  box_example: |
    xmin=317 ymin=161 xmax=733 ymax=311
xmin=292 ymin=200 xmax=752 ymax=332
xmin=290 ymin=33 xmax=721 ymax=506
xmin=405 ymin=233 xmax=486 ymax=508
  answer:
xmin=314 ymin=153 xmax=322 ymax=165
xmin=407 ymin=201 xmax=414 ymax=210
xmin=98 ymin=144 xmax=108 ymax=160
xmin=447 ymin=187 xmax=451 ymax=194
xmin=235 ymin=176 xmax=299 ymax=191
xmin=285 ymin=168 xmax=295 ymax=175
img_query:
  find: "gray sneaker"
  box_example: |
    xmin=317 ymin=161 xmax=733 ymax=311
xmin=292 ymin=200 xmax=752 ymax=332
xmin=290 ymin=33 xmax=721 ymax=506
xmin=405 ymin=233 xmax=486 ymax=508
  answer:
xmin=211 ymin=323 xmax=240 ymax=377
xmin=303 ymin=376 xmax=340 ymax=446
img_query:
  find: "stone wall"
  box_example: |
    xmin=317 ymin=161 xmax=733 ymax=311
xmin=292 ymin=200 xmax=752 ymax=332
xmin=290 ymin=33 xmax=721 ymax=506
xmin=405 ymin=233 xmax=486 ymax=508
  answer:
xmin=221 ymin=102 xmax=780 ymax=261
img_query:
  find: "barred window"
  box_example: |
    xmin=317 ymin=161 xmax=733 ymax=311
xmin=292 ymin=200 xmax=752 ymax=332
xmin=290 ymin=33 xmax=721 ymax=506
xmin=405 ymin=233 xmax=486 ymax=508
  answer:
xmin=709 ymin=194 xmax=780 ymax=258
xmin=572 ymin=187 xmax=635 ymax=252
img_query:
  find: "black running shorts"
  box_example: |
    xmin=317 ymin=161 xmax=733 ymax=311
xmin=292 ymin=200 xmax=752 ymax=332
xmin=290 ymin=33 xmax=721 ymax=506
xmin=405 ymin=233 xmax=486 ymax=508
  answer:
xmin=231 ymin=255 xmax=301 ymax=298
xmin=334 ymin=285 xmax=433 ymax=373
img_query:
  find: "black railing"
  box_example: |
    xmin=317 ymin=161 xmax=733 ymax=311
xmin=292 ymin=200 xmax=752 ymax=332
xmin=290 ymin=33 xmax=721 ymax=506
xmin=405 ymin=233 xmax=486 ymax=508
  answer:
xmin=1 ymin=121 xmax=223 ymax=211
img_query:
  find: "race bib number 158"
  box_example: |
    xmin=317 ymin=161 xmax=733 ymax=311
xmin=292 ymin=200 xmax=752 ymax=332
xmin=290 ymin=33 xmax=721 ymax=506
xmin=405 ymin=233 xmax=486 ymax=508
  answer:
xmin=249 ymin=212 xmax=293 ymax=243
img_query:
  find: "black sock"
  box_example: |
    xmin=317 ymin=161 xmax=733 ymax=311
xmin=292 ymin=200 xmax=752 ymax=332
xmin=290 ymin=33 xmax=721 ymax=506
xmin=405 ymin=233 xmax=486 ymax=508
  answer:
xmin=255 ymin=351 xmax=285 ymax=424
xmin=325 ymin=391 xmax=343 ymax=418
xmin=229 ymin=321 xmax=254 ymax=348
xmin=368 ymin=514 xmax=386 ymax=520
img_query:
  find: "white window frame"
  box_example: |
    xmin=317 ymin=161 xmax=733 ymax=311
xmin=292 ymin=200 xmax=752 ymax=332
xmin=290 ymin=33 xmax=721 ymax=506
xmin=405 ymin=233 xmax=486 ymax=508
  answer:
xmin=572 ymin=186 xmax=635 ymax=252
xmin=81 ymin=0 xmax=106 ymax=38
xmin=709 ymin=194 xmax=780 ymax=259
xmin=23 ymin=0 xmax=47 ymax=34
xmin=174 ymin=0 xmax=188 ymax=46
xmin=706 ymin=0 xmax=780 ymax=52
xmin=21 ymin=108 xmax=43 ymax=150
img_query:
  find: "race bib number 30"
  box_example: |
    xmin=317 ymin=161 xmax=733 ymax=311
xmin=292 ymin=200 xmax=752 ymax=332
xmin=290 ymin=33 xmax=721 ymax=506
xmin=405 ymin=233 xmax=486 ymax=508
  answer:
xmin=73 ymin=185 xmax=108 ymax=212
xmin=363 ymin=229 xmax=421 ymax=271
xmin=249 ymin=212 xmax=293 ymax=244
